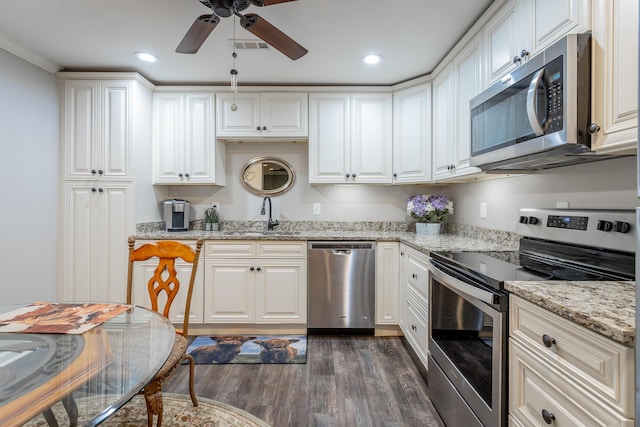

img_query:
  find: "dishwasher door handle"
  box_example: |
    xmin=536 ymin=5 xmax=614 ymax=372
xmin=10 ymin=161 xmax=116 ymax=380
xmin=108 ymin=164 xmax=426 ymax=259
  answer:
xmin=332 ymin=249 xmax=351 ymax=255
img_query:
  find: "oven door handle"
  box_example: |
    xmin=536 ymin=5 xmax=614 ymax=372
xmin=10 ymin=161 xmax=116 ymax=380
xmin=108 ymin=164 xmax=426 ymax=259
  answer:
xmin=430 ymin=259 xmax=500 ymax=307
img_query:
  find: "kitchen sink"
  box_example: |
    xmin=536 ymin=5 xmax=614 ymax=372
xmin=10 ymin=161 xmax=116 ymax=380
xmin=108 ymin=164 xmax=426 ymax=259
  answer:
xmin=221 ymin=231 xmax=302 ymax=237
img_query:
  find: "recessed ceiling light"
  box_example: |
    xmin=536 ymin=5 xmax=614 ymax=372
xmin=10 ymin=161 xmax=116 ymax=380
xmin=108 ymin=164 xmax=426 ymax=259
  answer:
xmin=361 ymin=54 xmax=382 ymax=65
xmin=134 ymin=52 xmax=159 ymax=63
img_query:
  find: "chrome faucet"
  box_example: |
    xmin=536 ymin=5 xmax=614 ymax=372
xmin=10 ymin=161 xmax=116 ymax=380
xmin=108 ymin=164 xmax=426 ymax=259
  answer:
xmin=260 ymin=196 xmax=279 ymax=231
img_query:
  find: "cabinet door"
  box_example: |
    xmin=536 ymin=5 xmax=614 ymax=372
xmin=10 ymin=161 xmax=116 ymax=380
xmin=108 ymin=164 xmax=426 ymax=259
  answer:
xmin=130 ymin=247 xmax=204 ymax=324
xmin=63 ymin=80 xmax=99 ymax=180
xmin=432 ymin=66 xmax=455 ymax=180
xmin=375 ymin=242 xmax=399 ymax=324
xmin=309 ymin=94 xmax=350 ymax=183
xmin=261 ymin=93 xmax=308 ymax=137
xmin=203 ymin=260 xmax=255 ymax=323
xmin=484 ymin=0 xmax=521 ymax=84
xmin=392 ymin=84 xmax=432 ymax=183
xmin=100 ymin=81 xmax=132 ymax=180
xmin=152 ymin=93 xmax=185 ymax=184
xmin=453 ymin=35 xmax=483 ymax=176
xmin=529 ymin=0 xmax=591 ymax=55
xmin=60 ymin=182 xmax=132 ymax=303
xmin=255 ymin=259 xmax=307 ymax=323
xmin=184 ymin=94 xmax=216 ymax=183
xmin=591 ymin=0 xmax=638 ymax=154
xmin=215 ymin=93 xmax=260 ymax=137
xmin=350 ymin=93 xmax=393 ymax=183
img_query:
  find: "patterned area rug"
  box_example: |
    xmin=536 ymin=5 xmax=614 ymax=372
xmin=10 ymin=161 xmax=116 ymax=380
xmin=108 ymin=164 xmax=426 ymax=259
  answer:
xmin=23 ymin=393 xmax=271 ymax=427
xmin=187 ymin=335 xmax=307 ymax=364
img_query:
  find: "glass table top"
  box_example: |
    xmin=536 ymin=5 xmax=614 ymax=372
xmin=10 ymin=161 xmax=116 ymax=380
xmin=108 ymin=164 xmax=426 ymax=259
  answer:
xmin=0 ymin=304 xmax=175 ymax=426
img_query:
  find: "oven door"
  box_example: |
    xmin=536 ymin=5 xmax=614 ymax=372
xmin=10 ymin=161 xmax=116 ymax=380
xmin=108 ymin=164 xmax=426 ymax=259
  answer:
xmin=428 ymin=261 xmax=507 ymax=427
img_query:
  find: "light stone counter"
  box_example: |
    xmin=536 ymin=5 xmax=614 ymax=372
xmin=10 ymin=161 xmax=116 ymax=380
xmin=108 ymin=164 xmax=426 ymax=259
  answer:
xmin=505 ymin=280 xmax=635 ymax=346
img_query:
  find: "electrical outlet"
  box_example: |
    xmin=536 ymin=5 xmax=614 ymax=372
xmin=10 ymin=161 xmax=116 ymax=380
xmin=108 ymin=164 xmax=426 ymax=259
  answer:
xmin=313 ymin=203 xmax=321 ymax=215
xmin=556 ymin=201 xmax=569 ymax=209
xmin=480 ymin=202 xmax=487 ymax=219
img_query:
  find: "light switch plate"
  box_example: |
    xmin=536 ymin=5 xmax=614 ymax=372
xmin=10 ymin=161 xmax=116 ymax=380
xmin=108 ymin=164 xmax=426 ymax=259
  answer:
xmin=480 ymin=202 xmax=487 ymax=219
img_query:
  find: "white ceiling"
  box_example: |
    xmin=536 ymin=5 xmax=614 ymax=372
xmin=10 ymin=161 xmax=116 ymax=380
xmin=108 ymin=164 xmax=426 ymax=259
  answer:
xmin=0 ymin=0 xmax=494 ymax=86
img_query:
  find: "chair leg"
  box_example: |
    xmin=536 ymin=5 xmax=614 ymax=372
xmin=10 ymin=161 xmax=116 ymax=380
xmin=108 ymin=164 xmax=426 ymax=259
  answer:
xmin=62 ymin=394 xmax=79 ymax=427
xmin=144 ymin=380 xmax=164 ymax=427
xmin=185 ymin=354 xmax=199 ymax=407
xmin=42 ymin=408 xmax=59 ymax=427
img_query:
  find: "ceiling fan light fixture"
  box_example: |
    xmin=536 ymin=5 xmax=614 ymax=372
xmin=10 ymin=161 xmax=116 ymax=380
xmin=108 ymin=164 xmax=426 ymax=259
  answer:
xmin=134 ymin=52 xmax=159 ymax=63
xmin=361 ymin=53 xmax=382 ymax=65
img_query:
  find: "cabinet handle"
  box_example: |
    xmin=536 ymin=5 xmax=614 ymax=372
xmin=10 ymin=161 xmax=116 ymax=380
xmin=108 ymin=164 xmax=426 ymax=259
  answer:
xmin=588 ymin=123 xmax=601 ymax=134
xmin=256 ymin=266 xmax=262 ymax=272
xmin=541 ymin=334 xmax=556 ymax=348
xmin=411 ymin=324 xmax=417 ymax=331
xmin=541 ymin=409 xmax=556 ymax=424
xmin=412 ymin=273 xmax=417 ymax=279
xmin=520 ymin=49 xmax=530 ymax=60
xmin=400 ymin=252 xmax=404 ymax=256
xmin=250 ymin=266 xmax=255 ymax=271
xmin=513 ymin=56 xmax=521 ymax=64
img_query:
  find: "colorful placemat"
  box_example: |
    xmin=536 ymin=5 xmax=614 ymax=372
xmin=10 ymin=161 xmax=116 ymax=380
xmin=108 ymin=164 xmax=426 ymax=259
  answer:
xmin=0 ymin=302 xmax=131 ymax=334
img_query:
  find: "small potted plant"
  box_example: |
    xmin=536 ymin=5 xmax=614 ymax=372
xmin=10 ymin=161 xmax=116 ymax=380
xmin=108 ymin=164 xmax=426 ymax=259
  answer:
xmin=205 ymin=207 xmax=220 ymax=231
xmin=406 ymin=194 xmax=453 ymax=235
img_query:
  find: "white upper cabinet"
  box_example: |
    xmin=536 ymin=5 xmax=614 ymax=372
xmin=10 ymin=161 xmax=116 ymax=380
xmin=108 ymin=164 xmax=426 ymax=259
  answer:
xmin=484 ymin=0 xmax=591 ymax=85
xmin=62 ymin=79 xmax=133 ymax=181
xmin=432 ymin=66 xmax=455 ymax=181
xmin=392 ymin=83 xmax=432 ymax=183
xmin=216 ymin=92 xmax=308 ymax=138
xmin=590 ymin=0 xmax=638 ymax=154
xmin=309 ymin=93 xmax=392 ymax=184
xmin=152 ymin=92 xmax=225 ymax=185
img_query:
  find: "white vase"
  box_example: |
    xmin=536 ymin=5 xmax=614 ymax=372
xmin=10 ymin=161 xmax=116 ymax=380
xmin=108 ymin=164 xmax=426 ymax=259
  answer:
xmin=416 ymin=223 xmax=441 ymax=235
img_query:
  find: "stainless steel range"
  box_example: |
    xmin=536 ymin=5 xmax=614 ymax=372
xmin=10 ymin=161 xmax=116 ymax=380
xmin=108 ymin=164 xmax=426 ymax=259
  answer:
xmin=427 ymin=208 xmax=635 ymax=427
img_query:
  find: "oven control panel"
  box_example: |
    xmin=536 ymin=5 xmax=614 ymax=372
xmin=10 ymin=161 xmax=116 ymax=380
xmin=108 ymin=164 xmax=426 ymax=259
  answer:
xmin=516 ymin=208 xmax=635 ymax=253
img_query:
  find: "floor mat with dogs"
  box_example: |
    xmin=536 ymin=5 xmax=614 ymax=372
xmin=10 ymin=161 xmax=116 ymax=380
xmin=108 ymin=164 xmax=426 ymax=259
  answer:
xmin=186 ymin=335 xmax=307 ymax=364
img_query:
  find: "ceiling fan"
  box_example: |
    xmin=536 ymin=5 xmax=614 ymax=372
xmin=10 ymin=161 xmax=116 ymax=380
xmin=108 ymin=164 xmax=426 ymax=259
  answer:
xmin=176 ymin=0 xmax=308 ymax=60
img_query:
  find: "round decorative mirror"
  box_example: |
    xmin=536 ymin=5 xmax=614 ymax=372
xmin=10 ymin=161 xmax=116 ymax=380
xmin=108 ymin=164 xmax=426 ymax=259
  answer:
xmin=241 ymin=157 xmax=295 ymax=197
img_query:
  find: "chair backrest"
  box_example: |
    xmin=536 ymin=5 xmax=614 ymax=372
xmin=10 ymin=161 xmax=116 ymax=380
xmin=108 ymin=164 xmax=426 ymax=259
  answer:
xmin=126 ymin=236 xmax=204 ymax=336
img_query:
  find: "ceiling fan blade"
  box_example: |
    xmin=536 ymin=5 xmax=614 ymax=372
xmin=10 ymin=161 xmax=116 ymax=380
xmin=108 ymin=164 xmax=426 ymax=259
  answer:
xmin=251 ymin=0 xmax=298 ymax=6
xmin=241 ymin=13 xmax=307 ymax=60
xmin=176 ymin=14 xmax=220 ymax=54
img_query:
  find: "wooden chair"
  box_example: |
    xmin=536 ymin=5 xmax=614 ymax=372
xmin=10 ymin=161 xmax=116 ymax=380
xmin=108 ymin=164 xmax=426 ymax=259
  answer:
xmin=126 ymin=236 xmax=203 ymax=427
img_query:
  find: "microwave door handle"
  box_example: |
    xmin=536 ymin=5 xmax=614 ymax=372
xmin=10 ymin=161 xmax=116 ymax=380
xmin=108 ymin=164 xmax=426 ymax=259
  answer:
xmin=526 ymin=69 xmax=547 ymax=136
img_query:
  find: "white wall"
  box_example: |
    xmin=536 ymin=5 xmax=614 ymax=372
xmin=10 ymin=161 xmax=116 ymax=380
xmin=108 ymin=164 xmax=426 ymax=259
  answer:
xmin=0 ymin=48 xmax=58 ymax=303
xmin=447 ymin=156 xmax=637 ymax=231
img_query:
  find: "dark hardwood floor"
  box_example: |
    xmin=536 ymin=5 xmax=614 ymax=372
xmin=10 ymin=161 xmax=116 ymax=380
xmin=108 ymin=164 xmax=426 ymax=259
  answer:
xmin=164 ymin=335 xmax=444 ymax=427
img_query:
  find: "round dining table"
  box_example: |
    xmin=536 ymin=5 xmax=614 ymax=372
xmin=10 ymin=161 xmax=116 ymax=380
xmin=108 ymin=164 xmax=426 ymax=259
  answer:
xmin=0 ymin=303 xmax=175 ymax=427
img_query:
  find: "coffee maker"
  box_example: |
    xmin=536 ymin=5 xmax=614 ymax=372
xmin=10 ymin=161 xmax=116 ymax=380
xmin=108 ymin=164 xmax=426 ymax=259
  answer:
xmin=162 ymin=199 xmax=191 ymax=231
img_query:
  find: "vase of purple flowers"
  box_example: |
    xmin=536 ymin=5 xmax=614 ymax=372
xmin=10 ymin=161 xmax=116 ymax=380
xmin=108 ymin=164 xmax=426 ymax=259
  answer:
xmin=406 ymin=194 xmax=454 ymax=235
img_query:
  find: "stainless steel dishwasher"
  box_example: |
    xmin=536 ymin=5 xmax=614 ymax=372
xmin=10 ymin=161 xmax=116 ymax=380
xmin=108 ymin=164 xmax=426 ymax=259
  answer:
xmin=307 ymin=241 xmax=375 ymax=334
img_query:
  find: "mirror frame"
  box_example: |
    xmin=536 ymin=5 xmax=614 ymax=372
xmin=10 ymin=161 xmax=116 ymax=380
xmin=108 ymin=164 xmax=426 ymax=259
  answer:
xmin=240 ymin=156 xmax=295 ymax=197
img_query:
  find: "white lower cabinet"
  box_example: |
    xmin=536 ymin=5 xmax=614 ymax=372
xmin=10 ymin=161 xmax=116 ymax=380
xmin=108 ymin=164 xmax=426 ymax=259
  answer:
xmin=129 ymin=240 xmax=204 ymax=324
xmin=509 ymin=296 xmax=634 ymax=426
xmin=375 ymin=242 xmax=400 ymax=325
xmin=203 ymin=241 xmax=307 ymax=324
xmin=398 ymin=244 xmax=430 ymax=369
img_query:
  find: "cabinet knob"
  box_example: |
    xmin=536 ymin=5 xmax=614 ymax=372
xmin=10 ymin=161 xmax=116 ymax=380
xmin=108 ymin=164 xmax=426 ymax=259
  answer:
xmin=393 ymin=173 xmax=397 ymax=178
xmin=98 ymin=169 xmax=104 ymax=175
xmin=411 ymin=324 xmax=417 ymax=331
xmin=256 ymin=266 xmax=262 ymax=272
xmin=588 ymin=123 xmax=601 ymax=134
xmin=250 ymin=266 xmax=255 ymax=271
xmin=412 ymin=273 xmax=417 ymax=279
xmin=541 ymin=334 xmax=556 ymax=348
xmin=513 ymin=56 xmax=522 ymax=64
xmin=400 ymin=252 xmax=404 ymax=256
xmin=352 ymin=173 xmax=356 ymax=178
xmin=256 ymin=126 xmax=261 ymax=131
xmin=98 ymin=187 xmax=104 ymax=193
xmin=91 ymin=187 xmax=97 ymax=192
xmin=178 ymin=173 xmax=183 ymax=178
xmin=262 ymin=126 xmax=267 ymax=131
xmin=541 ymin=409 xmax=556 ymax=424
xmin=520 ymin=49 xmax=530 ymax=59
xmin=185 ymin=173 xmax=190 ymax=178
xmin=91 ymin=169 xmax=97 ymax=174
xmin=345 ymin=173 xmax=351 ymax=178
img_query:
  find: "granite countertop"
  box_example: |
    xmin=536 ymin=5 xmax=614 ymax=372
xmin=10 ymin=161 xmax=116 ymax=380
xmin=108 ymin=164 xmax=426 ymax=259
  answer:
xmin=505 ymin=280 xmax=635 ymax=346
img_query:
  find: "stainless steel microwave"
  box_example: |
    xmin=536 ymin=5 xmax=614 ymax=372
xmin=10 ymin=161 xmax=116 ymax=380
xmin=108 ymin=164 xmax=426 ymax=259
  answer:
xmin=469 ymin=33 xmax=622 ymax=172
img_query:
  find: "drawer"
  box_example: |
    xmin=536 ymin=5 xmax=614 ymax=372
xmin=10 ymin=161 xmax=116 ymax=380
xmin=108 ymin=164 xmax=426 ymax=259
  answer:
xmin=256 ymin=241 xmax=306 ymax=258
xmin=404 ymin=246 xmax=429 ymax=298
xmin=205 ymin=241 xmax=256 ymax=259
xmin=510 ymin=296 xmax=634 ymax=417
xmin=403 ymin=285 xmax=428 ymax=367
xmin=509 ymin=340 xmax=633 ymax=426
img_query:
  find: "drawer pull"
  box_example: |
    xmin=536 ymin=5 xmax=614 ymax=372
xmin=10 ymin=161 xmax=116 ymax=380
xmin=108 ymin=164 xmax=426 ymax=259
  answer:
xmin=412 ymin=273 xmax=418 ymax=279
xmin=541 ymin=409 xmax=556 ymax=424
xmin=542 ymin=334 xmax=556 ymax=348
